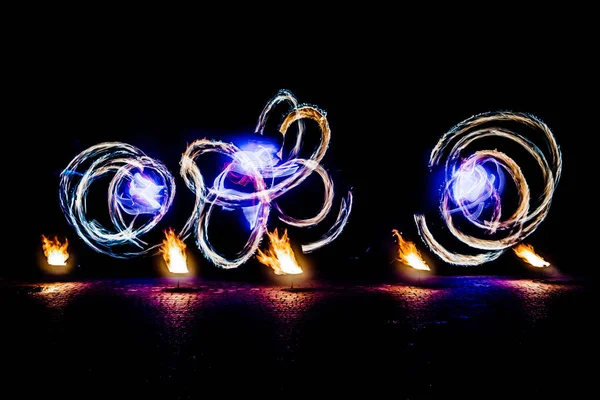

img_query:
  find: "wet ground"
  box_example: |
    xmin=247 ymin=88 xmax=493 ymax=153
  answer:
xmin=0 ymin=275 xmax=593 ymax=398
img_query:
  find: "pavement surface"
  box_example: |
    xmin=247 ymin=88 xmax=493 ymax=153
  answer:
xmin=0 ymin=275 xmax=594 ymax=398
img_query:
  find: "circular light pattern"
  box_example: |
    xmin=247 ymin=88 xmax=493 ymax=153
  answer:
xmin=414 ymin=111 xmax=562 ymax=266
xmin=58 ymin=90 xmax=352 ymax=269
xmin=179 ymin=89 xmax=353 ymax=269
xmin=59 ymin=142 xmax=176 ymax=258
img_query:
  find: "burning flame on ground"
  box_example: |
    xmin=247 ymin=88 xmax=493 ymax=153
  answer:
xmin=256 ymin=228 xmax=303 ymax=275
xmin=513 ymin=243 xmax=550 ymax=268
xmin=160 ymin=228 xmax=189 ymax=273
xmin=41 ymin=235 xmax=69 ymax=266
xmin=392 ymin=229 xmax=430 ymax=271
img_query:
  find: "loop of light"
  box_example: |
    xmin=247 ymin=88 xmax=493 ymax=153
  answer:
xmin=179 ymin=89 xmax=353 ymax=269
xmin=59 ymin=142 xmax=176 ymax=258
xmin=414 ymin=111 xmax=562 ymax=266
xmin=58 ymin=91 xmax=352 ymax=268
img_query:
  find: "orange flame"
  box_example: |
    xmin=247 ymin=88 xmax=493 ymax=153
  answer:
xmin=392 ymin=229 xmax=430 ymax=271
xmin=160 ymin=228 xmax=189 ymax=273
xmin=513 ymin=243 xmax=550 ymax=268
xmin=256 ymin=228 xmax=303 ymax=275
xmin=41 ymin=235 xmax=69 ymax=266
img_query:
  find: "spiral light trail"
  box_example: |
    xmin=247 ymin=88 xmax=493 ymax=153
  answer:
xmin=59 ymin=142 xmax=176 ymax=258
xmin=414 ymin=111 xmax=562 ymax=266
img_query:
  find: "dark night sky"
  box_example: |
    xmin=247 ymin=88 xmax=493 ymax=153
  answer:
xmin=11 ymin=32 xmax=594 ymax=280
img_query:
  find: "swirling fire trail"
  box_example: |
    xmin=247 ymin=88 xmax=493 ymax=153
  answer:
xmin=414 ymin=111 xmax=561 ymax=266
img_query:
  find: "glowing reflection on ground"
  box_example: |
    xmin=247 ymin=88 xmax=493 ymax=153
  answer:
xmin=378 ymin=283 xmax=450 ymax=329
xmin=34 ymin=282 xmax=92 ymax=313
xmin=496 ymin=278 xmax=580 ymax=324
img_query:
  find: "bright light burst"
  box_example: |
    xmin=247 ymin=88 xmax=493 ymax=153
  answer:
xmin=451 ymin=157 xmax=504 ymax=214
xmin=41 ymin=235 xmax=69 ymax=266
xmin=59 ymin=142 xmax=176 ymax=258
xmin=391 ymin=229 xmax=430 ymax=271
xmin=160 ymin=228 xmax=189 ymax=273
xmin=414 ymin=111 xmax=562 ymax=266
xmin=513 ymin=243 xmax=550 ymax=268
xmin=179 ymin=89 xmax=353 ymax=269
xmin=256 ymin=228 xmax=303 ymax=275
xmin=123 ymin=172 xmax=166 ymax=214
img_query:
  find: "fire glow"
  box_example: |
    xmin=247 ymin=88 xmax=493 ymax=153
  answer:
xmin=41 ymin=235 xmax=69 ymax=266
xmin=513 ymin=243 xmax=550 ymax=268
xmin=256 ymin=228 xmax=303 ymax=275
xmin=160 ymin=228 xmax=189 ymax=274
xmin=392 ymin=229 xmax=430 ymax=271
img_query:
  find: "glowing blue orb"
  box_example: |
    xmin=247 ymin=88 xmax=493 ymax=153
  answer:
xmin=234 ymin=142 xmax=279 ymax=173
xmin=118 ymin=172 xmax=168 ymax=215
xmin=452 ymin=164 xmax=490 ymax=203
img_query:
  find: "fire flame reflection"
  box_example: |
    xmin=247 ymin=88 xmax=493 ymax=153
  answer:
xmin=513 ymin=243 xmax=550 ymax=268
xmin=256 ymin=228 xmax=303 ymax=275
xmin=392 ymin=229 xmax=430 ymax=271
xmin=160 ymin=228 xmax=189 ymax=273
xmin=41 ymin=235 xmax=69 ymax=266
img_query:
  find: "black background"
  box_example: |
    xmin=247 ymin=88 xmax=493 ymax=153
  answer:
xmin=10 ymin=20 xmax=594 ymax=281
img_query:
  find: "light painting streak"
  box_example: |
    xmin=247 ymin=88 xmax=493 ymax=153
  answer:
xmin=59 ymin=142 xmax=176 ymax=258
xmin=179 ymin=89 xmax=353 ymax=269
xmin=415 ymin=111 xmax=562 ymax=266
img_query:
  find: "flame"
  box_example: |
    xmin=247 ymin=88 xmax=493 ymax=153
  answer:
xmin=41 ymin=235 xmax=69 ymax=266
xmin=160 ymin=228 xmax=189 ymax=273
xmin=256 ymin=228 xmax=303 ymax=275
xmin=513 ymin=243 xmax=550 ymax=268
xmin=392 ymin=229 xmax=430 ymax=271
